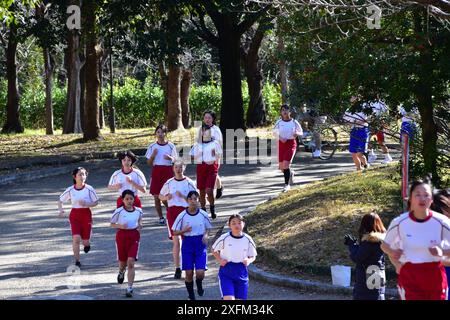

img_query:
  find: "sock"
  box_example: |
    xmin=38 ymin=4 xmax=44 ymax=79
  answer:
xmin=196 ymin=278 xmax=204 ymax=296
xmin=210 ymin=205 xmax=215 ymax=214
xmin=185 ymin=281 xmax=195 ymax=299
xmin=283 ymin=169 xmax=291 ymax=185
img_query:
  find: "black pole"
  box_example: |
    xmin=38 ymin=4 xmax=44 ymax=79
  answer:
xmin=109 ymin=37 xmax=116 ymax=133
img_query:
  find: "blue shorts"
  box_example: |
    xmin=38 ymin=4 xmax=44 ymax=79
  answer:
xmin=400 ymin=122 xmax=416 ymax=142
xmin=218 ymin=262 xmax=249 ymax=300
xmin=181 ymin=235 xmax=207 ymax=271
xmin=349 ymin=127 xmax=369 ymax=153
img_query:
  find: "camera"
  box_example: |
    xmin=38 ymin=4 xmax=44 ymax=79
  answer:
xmin=344 ymin=234 xmax=357 ymax=246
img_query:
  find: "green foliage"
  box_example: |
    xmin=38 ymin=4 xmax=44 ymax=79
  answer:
xmin=189 ymin=82 xmax=222 ymax=123
xmin=102 ymin=77 xmax=165 ymax=128
xmin=263 ymin=83 xmax=282 ymax=123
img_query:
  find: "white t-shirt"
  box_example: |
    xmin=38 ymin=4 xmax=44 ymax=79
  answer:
xmin=399 ymin=106 xmax=419 ymax=123
xmin=108 ymin=168 xmax=147 ymax=196
xmin=160 ymin=177 xmax=197 ymax=208
xmin=190 ymin=141 xmax=222 ymax=164
xmin=59 ymin=184 xmax=99 ymax=208
xmin=145 ymin=141 xmax=178 ymax=166
xmin=111 ymin=206 xmax=143 ymax=230
xmin=273 ymin=119 xmax=303 ymax=140
xmin=212 ymin=232 xmax=257 ymax=263
xmin=197 ymin=125 xmax=223 ymax=145
xmin=370 ymin=100 xmax=388 ymax=118
xmin=172 ymin=208 xmax=213 ymax=237
xmin=343 ymin=110 xmax=368 ymax=128
xmin=384 ymin=211 xmax=450 ymax=264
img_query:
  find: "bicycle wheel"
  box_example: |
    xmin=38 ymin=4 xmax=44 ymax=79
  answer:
xmin=319 ymin=127 xmax=338 ymax=160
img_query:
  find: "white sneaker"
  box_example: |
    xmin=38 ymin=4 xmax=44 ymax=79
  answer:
xmin=382 ymin=154 xmax=393 ymax=164
xmin=282 ymin=184 xmax=291 ymax=192
xmin=368 ymin=150 xmax=377 ymax=164
xmin=312 ymin=150 xmax=321 ymax=158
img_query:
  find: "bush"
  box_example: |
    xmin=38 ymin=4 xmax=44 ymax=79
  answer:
xmin=102 ymin=77 xmax=164 ymax=128
xmin=189 ymin=82 xmax=222 ymax=125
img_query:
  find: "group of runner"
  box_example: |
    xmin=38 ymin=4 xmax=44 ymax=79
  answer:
xmin=56 ymin=101 xmax=449 ymax=301
xmin=58 ymin=110 xmax=257 ymax=300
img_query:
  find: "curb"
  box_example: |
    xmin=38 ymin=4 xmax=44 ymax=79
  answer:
xmin=218 ymin=188 xmax=400 ymax=299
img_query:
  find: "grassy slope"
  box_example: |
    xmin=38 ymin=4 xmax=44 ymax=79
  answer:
xmin=246 ymin=165 xmax=403 ymax=282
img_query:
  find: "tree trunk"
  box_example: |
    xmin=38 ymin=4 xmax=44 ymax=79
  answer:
xmin=167 ymin=64 xmax=183 ymax=131
xmin=243 ymin=26 xmax=267 ymax=128
xmin=63 ymin=29 xmax=83 ymax=134
xmin=413 ymin=9 xmax=440 ymax=186
xmin=2 ymin=24 xmax=23 ymax=134
xmin=43 ymin=48 xmax=54 ymax=135
xmin=83 ymin=0 xmax=102 ymax=141
xmin=159 ymin=62 xmax=169 ymax=123
xmin=98 ymin=54 xmax=105 ymax=129
xmin=217 ymin=19 xmax=245 ymax=134
xmin=181 ymin=69 xmax=192 ymax=129
xmin=278 ymin=35 xmax=288 ymax=105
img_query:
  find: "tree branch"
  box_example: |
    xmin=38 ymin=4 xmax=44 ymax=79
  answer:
xmin=236 ymin=5 xmax=271 ymax=35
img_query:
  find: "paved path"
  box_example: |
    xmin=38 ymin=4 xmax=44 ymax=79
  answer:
xmin=0 ymin=149 xmax=399 ymax=300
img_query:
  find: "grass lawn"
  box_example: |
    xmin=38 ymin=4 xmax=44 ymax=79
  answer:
xmin=245 ymin=164 xmax=403 ymax=285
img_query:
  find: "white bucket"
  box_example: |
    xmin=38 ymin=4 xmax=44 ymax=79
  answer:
xmin=330 ymin=265 xmax=351 ymax=287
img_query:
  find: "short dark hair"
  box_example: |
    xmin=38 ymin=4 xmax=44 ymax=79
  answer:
xmin=118 ymin=150 xmax=138 ymax=165
xmin=280 ymin=104 xmax=290 ymax=111
xmin=187 ymin=190 xmax=200 ymax=199
xmin=228 ymin=213 xmax=244 ymax=225
xmin=72 ymin=167 xmax=87 ymax=184
xmin=155 ymin=124 xmax=167 ymax=134
xmin=121 ymin=189 xmax=135 ymax=199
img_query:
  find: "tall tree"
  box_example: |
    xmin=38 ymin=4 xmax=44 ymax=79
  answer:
xmin=82 ymin=0 xmax=102 ymax=141
xmin=191 ymin=2 xmax=271 ymax=135
xmin=241 ymin=18 xmax=273 ymax=127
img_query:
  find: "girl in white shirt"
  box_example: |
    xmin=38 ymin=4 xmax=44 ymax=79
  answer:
xmin=381 ymin=177 xmax=450 ymax=300
xmin=212 ymin=214 xmax=257 ymax=300
xmin=172 ymin=191 xmax=212 ymax=300
xmin=108 ymin=150 xmax=147 ymax=208
xmin=146 ymin=124 xmax=178 ymax=225
xmin=272 ymin=104 xmax=303 ymax=192
xmin=58 ymin=167 xmax=99 ymax=268
xmin=191 ymin=124 xmax=222 ymax=219
xmin=110 ymin=189 xmax=143 ymax=298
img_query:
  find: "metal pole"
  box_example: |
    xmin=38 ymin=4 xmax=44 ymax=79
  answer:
xmin=402 ymin=133 xmax=409 ymax=211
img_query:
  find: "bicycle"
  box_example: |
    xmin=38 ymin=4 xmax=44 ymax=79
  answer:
xmin=295 ymin=115 xmax=338 ymax=160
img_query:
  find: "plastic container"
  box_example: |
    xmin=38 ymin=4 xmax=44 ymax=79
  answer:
xmin=330 ymin=265 xmax=351 ymax=287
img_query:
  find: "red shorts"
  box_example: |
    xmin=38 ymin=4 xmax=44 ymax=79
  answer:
xmin=116 ymin=195 xmax=142 ymax=208
xmin=69 ymin=208 xmax=92 ymax=240
xmin=398 ymin=262 xmax=448 ymax=300
xmin=376 ymin=131 xmax=385 ymax=144
xmin=278 ymin=139 xmax=297 ymax=163
xmin=115 ymin=229 xmax=140 ymax=262
xmin=167 ymin=206 xmax=186 ymax=240
xmin=196 ymin=162 xmax=218 ymax=190
xmin=150 ymin=165 xmax=173 ymax=196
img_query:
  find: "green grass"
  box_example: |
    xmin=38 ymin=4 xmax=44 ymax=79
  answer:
xmin=245 ymin=165 xmax=403 ymax=283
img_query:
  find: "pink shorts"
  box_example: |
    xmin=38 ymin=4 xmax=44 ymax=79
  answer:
xmin=115 ymin=229 xmax=140 ymax=262
xmin=150 ymin=165 xmax=173 ymax=196
xmin=278 ymin=139 xmax=297 ymax=163
xmin=69 ymin=208 xmax=92 ymax=240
